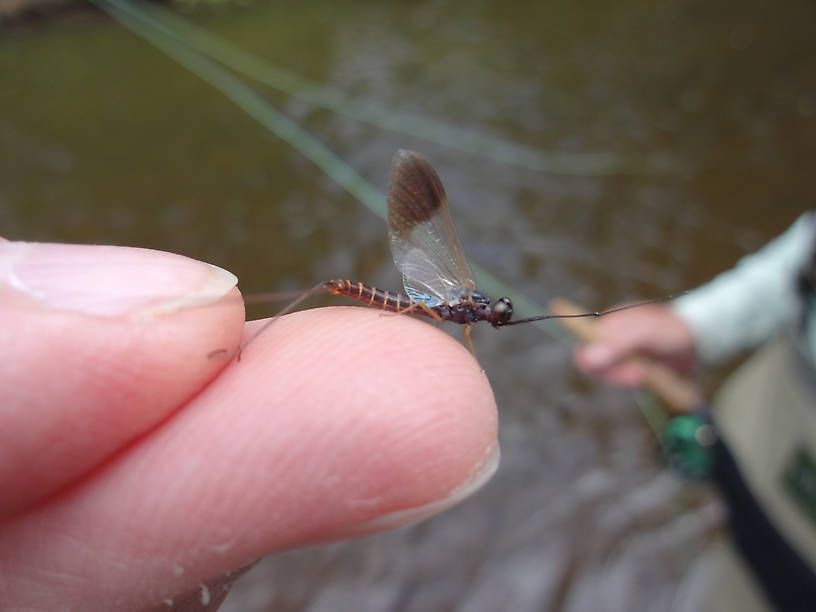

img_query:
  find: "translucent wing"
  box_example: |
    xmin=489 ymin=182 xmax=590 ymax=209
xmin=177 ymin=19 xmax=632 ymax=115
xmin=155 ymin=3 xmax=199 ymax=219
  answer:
xmin=387 ymin=150 xmax=477 ymax=306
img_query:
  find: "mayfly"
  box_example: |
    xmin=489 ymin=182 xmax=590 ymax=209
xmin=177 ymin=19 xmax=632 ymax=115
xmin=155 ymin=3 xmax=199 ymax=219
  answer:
xmin=221 ymin=149 xmax=676 ymax=358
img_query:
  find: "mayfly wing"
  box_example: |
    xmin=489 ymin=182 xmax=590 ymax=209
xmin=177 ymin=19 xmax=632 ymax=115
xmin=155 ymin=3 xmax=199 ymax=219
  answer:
xmin=386 ymin=149 xmax=477 ymax=306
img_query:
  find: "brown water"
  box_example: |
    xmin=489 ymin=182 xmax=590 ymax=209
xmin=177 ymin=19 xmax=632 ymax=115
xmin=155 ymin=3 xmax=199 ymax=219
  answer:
xmin=2 ymin=1 xmax=815 ymax=610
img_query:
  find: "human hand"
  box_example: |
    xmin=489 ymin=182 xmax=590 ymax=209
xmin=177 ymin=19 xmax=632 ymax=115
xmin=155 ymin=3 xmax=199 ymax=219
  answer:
xmin=573 ymin=304 xmax=697 ymax=387
xmin=0 ymin=240 xmax=498 ymax=610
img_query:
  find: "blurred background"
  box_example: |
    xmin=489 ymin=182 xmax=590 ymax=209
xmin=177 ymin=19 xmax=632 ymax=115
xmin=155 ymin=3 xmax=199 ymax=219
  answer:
xmin=2 ymin=1 xmax=814 ymax=610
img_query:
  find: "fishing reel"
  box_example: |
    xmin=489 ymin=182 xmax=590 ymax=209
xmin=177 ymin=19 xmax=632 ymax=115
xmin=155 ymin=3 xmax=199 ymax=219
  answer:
xmin=661 ymin=413 xmax=718 ymax=479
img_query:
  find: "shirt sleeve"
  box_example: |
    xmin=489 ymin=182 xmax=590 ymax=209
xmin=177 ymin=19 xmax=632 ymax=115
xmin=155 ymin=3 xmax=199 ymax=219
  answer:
xmin=671 ymin=212 xmax=815 ymax=364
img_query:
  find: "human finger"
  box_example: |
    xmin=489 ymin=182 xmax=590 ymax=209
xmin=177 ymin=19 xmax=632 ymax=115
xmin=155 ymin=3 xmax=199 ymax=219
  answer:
xmin=0 ymin=307 xmax=499 ymax=610
xmin=0 ymin=240 xmax=244 ymax=520
xmin=574 ymin=305 xmax=692 ymax=372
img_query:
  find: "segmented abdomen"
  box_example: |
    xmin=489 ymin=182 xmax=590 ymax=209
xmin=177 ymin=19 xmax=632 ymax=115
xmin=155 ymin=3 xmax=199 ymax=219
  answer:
xmin=323 ymin=279 xmax=425 ymax=315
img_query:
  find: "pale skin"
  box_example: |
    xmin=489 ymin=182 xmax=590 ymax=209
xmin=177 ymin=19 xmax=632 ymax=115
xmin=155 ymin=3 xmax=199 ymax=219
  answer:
xmin=0 ymin=241 xmax=498 ymax=611
xmin=574 ymin=304 xmax=698 ymax=386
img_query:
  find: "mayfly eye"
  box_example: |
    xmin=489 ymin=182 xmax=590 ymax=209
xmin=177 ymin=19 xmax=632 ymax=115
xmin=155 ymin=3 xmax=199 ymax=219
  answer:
xmin=493 ymin=297 xmax=513 ymax=322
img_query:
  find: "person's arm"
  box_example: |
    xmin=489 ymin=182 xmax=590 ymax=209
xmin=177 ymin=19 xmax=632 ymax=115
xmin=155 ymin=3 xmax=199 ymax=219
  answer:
xmin=672 ymin=212 xmax=814 ymax=363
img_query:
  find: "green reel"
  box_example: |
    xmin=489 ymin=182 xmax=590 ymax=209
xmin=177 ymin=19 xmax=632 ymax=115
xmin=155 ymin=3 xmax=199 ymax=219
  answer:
xmin=661 ymin=414 xmax=718 ymax=478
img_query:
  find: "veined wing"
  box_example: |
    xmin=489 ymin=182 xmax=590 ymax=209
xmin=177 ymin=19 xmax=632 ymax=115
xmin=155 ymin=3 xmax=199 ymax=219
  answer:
xmin=387 ymin=149 xmax=477 ymax=306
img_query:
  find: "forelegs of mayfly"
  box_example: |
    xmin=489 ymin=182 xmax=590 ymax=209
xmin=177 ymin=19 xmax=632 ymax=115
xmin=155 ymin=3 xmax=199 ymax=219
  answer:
xmin=463 ymin=324 xmax=477 ymax=358
xmin=394 ymin=301 xmax=443 ymax=322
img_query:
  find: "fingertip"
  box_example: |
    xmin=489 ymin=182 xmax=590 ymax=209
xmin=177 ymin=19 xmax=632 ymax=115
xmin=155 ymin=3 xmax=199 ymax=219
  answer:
xmin=575 ymin=344 xmax=646 ymax=388
xmin=245 ymin=305 xmax=493 ymax=409
xmin=575 ymin=342 xmax=613 ymax=372
xmin=244 ymin=306 xmax=499 ymax=492
xmin=182 ymin=306 xmax=499 ymax=541
xmin=0 ymin=242 xmax=245 ymax=519
xmin=606 ymin=364 xmax=647 ymax=388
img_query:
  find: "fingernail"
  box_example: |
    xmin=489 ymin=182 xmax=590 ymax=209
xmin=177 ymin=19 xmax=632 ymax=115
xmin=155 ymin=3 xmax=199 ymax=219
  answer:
xmin=581 ymin=343 xmax=613 ymax=368
xmin=0 ymin=241 xmax=237 ymax=317
xmin=333 ymin=441 xmax=501 ymax=538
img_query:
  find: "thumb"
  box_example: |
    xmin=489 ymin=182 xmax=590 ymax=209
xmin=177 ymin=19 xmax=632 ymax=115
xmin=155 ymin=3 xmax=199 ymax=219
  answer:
xmin=576 ymin=342 xmax=620 ymax=370
xmin=576 ymin=332 xmax=646 ymax=372
xmin=0 ymin=240 xmax=244 ymax=519
xmin=573 ymin=316 xmax=655 ymax=375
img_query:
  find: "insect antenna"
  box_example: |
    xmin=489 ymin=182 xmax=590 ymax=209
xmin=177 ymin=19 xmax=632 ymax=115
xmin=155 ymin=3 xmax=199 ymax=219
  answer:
xmin=499 ymin=292 xmax=687 ymax=327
